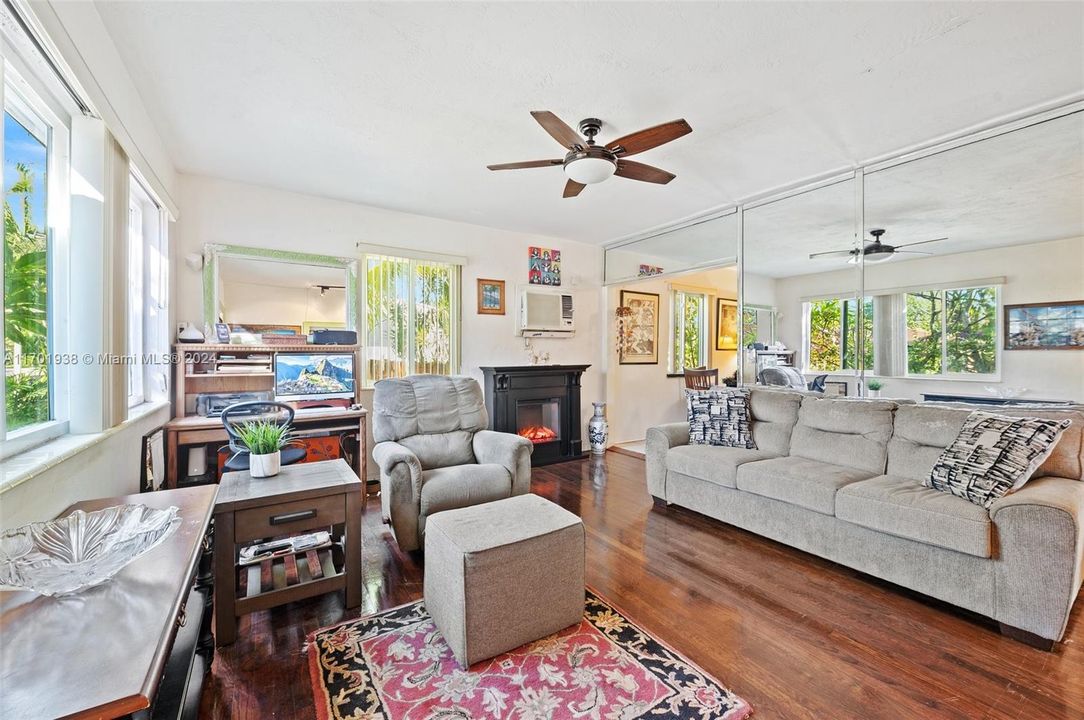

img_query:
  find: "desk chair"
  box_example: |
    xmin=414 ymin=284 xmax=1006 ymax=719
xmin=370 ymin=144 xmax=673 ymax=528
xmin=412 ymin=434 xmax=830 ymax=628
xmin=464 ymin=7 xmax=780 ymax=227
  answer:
xmin=684 ymin=367 xmax=719 ymax=390
xmin=221 ymin=401 xmax=308 ymax=472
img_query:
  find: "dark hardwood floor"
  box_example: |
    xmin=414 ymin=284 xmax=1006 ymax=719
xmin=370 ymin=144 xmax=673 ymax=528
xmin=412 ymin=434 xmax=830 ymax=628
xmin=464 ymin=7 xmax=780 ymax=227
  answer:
xmin=200 ymin=452 xmax=1084 ymax=719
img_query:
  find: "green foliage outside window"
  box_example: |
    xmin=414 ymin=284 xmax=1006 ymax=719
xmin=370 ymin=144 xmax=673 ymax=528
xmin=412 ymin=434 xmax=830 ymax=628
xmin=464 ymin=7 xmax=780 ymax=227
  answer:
xmin=906 ymin=287 xmax=996 ymax=375
xmin=671 ymin=291 xmax=706 ymax=372
xmin=809 ymin=297 xmax=872 ymax=372
xmin=4 ymin=161 xmax=50 ymax=430
xmin=906 ymin=291 xmax=943 ymax=374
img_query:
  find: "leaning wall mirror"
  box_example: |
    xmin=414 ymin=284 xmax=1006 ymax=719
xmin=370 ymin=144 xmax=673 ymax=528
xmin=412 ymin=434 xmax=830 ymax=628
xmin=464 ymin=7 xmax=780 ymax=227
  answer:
xmin=203 ymin=244 xmax=359 ymax=337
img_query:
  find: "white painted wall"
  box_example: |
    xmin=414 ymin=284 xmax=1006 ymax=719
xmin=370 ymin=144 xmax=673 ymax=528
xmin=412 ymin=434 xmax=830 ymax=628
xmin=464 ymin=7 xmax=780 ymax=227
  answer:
xmin=173 ymin=175 xmax=606 ymax=477
xmin=771 ymin=237 xmax=1084 ymax=402
xmin=605 ymin=265 xmax=738 ymax=444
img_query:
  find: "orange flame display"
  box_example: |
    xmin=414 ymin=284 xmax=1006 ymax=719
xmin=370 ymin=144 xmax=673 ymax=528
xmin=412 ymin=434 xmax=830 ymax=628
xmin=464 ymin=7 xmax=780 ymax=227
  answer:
xmin=518 ymin=426 xmax=558 ymax=443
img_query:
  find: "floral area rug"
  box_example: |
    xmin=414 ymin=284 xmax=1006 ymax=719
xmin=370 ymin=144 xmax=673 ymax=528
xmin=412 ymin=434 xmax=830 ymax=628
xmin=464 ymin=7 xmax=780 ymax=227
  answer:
xmin=307 ymin=589 xmax=752 ymax=719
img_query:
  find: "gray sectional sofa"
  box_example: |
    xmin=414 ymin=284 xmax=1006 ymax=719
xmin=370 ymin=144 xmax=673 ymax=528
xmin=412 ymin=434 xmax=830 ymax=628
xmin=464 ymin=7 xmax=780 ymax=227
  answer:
xmin=646 ymin=389 xmax=1084 ymax=648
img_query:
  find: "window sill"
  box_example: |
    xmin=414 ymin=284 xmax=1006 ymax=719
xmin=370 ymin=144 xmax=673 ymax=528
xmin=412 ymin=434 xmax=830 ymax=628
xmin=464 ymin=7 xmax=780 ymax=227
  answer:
xmin=0 ymin=400 xmax=169 ymax=494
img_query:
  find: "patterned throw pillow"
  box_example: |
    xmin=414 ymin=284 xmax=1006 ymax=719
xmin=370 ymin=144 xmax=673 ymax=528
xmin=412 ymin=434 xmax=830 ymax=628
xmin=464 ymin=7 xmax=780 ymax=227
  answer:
xmin=686 ymin=388 xmax=756 ymax=449
xmin=924 ymin=411 xmax=1072 ymax=508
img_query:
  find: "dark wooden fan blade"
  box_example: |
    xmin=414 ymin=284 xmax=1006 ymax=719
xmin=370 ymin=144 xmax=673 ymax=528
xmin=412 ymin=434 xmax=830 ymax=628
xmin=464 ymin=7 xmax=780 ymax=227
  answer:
xmin=487 ymin=159 xmax=564 ymax=171
xmin=615 ymin=160 xmax=676 ymax=184
xmin=606 ymin=119 xmax=692 ymax=156
xmin=531 ymin=111 xmax=584 ymax=149
xmin=563 ymin=179 xmax=586 ymax=198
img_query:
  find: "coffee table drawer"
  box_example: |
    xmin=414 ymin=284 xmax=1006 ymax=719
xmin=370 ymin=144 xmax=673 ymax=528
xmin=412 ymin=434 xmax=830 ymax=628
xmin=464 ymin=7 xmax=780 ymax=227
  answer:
xmin=234 ymin=494 xmax=345 ymax=542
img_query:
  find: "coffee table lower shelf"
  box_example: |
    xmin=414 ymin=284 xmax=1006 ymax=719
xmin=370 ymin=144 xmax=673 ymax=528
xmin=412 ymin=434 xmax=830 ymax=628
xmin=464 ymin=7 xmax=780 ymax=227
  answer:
xmin=235 ymin=545 xmax=345 ymax=614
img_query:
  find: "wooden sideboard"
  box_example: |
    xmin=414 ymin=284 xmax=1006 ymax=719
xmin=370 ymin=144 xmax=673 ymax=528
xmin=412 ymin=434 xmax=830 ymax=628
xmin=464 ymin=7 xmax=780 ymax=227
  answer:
xmin=0 ymin=485 xmax=217 ymax=720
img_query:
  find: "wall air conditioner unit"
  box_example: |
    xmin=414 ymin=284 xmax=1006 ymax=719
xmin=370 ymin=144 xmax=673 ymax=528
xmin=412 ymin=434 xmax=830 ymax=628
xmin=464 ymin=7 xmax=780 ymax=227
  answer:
xmin=518 ymin=287 xmax=575 ymax=337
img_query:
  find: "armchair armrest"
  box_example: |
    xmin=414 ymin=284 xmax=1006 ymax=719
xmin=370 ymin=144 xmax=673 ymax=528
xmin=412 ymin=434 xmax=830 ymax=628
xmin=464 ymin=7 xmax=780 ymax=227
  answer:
xmin=372 ymin=441 xmax=424 ymax=549
xmin=990 ymin=477 xmax=1084 ymax=642
xmin=473 ymin=430 xmax=533 ymax=496
xmin=645 ymin=423 xmax=690 ymax=501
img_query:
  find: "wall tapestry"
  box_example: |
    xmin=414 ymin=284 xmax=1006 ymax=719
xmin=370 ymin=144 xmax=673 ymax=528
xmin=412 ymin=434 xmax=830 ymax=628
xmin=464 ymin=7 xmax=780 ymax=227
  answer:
xmin=619 ymin=290 xmax=660 ymax=365
xmin=528 ymin=246 xmax=561 ymax=286
xmin=1005 ymin=300 xmax=1084 ymax=350
xmin=716 ymin=297 xmax=738 ymax=351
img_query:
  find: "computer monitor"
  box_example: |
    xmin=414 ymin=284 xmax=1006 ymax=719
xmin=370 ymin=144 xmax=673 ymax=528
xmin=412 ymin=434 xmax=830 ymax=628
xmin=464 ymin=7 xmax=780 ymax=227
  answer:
xmin=274 ymin=352 xmax=356 ymax=402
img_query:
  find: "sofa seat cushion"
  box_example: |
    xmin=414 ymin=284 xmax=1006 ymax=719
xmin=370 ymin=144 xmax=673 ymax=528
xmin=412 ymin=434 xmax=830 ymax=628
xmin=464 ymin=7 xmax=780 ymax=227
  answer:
xmin=736 ymin=456 xmax=876 ymax=515
xmin=837 ymin=474 xmax=992 ymax=558
xmin=666 ymin=445 xmax=778 ymax=488
xmin=420 ymin=464 xmax=512 ymax=518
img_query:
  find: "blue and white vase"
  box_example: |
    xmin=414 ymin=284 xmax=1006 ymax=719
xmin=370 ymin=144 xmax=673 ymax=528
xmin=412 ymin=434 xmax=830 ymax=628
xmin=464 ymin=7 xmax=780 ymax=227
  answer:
xmin=588 ymin=402 xmax=608 ymax=454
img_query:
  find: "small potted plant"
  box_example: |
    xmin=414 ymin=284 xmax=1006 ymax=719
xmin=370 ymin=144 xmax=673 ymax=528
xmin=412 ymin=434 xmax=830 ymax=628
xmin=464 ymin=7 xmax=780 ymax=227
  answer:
xmin=866 ymin=378 xmax=884 ymax=398
xmin=234 ymin=419 xmax=295 ymax=478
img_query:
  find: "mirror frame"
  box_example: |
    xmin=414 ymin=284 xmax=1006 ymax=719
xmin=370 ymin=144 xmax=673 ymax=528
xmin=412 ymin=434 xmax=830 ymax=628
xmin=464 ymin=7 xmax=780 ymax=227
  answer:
xmin=202 ymin=243 xmax=359 ymax=331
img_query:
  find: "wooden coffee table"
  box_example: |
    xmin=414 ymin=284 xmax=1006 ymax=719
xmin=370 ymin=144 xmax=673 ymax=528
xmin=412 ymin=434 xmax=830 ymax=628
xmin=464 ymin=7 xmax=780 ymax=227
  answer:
xmin=214 ymin=459 xmax=362 ymax=645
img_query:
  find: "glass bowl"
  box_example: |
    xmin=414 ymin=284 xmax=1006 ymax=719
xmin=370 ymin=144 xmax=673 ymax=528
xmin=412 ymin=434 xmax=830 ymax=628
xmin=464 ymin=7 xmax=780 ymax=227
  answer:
xmin=0 ymin=504 xmax=180 ymax=596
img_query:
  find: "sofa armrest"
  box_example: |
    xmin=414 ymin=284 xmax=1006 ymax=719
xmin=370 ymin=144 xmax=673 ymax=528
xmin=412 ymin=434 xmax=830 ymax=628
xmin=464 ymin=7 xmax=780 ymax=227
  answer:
xmin=473 ymin=430 xmax=533 ymax=496
xmin=645 ymin=422 xmax=690 ymax=501
xmin=990 ymin=477 xmax=1084 ymax=641
xmin=373 ymin=441 xmax=424 ymax=549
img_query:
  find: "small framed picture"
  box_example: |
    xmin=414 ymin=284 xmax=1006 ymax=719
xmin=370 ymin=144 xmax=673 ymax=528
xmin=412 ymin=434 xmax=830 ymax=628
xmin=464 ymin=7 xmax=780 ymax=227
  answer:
xmin=214 ymin=323 xmax=231 ymax=343
xmin=715 ymin=297 xmax=738 ymax=351
xmin=823 ymin=380 xmax=848 ymax=397
xmin=477 ymin=279 xmax=506 ymax=315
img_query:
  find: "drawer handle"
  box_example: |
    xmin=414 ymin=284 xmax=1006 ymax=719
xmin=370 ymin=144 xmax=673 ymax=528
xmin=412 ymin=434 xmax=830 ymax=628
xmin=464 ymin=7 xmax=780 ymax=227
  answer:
xmin=270 ymin=509 xmax=317 ymax=525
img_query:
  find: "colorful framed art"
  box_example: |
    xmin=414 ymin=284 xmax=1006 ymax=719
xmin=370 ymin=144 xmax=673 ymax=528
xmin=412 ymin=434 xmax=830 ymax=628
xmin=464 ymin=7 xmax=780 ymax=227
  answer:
xmin=618 ymin=290 xmax=660 ymax=365
xmin=1004 ymin=300 xmax=1084 ymax=350
xmin=477 ymin=279 xmax=506 ymax=315
xmin=528 ymin=246 xmax=561 ymax=286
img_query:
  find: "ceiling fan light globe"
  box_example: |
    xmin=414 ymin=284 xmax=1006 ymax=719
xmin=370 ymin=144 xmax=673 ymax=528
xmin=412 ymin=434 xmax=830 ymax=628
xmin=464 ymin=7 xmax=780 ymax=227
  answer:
xmin=864 ymin=249 xmax=894 ymax=263
xmin=564 ymin=157 xmax=616 ymax=185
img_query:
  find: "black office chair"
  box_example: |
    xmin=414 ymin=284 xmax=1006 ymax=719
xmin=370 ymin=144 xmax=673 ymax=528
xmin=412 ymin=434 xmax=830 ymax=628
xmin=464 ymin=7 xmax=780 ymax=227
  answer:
xmin=807 ymin=374 xmax=829 ymax=393
xmin=220 ymin=401 xmax=308 ymax=472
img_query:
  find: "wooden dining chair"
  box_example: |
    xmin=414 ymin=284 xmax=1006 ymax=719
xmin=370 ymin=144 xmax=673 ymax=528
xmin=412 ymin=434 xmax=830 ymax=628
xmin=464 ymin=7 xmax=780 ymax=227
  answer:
xmin=684 ymin=367 xmax=719 ymax=390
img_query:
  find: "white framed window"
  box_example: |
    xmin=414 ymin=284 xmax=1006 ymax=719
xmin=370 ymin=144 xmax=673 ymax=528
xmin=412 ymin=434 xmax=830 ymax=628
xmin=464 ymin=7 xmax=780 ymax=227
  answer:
xmin=126 ymin=172 xmax=169 ymax=412
xmin=905 ymin=285 xmax=999 ymax=379
xmin=670 ymin=289 xmax=708 ymax=374
xmin=1 ymin=59 xmax=71 ymax=457
xmin=804 ymin=296 xmax=872 ymax=373
xmin=362 ymin=253 xmax=460 ymax=386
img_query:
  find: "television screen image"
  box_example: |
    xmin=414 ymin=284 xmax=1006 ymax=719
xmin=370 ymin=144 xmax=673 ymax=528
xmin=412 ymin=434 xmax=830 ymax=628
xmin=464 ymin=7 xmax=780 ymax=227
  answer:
xmin=274 ymin=352 xmax=356 ymax=401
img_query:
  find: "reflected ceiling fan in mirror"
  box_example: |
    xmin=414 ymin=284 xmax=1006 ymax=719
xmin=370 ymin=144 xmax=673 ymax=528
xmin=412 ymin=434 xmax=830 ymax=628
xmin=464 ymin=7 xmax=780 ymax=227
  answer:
xmin=809 ymin=228 xmax=947 ymax=264
xmin=487 ymin=111 xmax=692 ymax=198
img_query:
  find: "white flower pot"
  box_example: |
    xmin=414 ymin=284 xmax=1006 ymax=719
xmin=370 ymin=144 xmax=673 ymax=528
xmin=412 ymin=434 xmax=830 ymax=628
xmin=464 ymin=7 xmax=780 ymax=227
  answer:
xmin=868 ymin=389 xmax=882 ymax=398
xmin=249 ymin=451 xmax=281 ymax=478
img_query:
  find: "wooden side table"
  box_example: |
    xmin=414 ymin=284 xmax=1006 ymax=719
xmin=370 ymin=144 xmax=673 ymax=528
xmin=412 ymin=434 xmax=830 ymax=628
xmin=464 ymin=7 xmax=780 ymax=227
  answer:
xmin=214 ymin=459 xmax=362 ymax=645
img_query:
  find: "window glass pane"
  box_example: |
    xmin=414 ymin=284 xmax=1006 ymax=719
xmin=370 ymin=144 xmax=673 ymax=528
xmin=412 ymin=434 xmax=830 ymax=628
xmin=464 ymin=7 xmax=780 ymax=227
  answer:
xmin=906 ymin=291 xmax=943 ymax=375
xmin=671 ymin=291 xmax=706 ymax=372
xmin=842 ymin=297 xmax=873 ymax=371
xmin=127 ymin=196 xmax=144 ymax=403
xmin=741 ymin=308 xmax=758 ymax=346
xmin=808 ymin=299 xmax=842 ymax=371
xmin=365 ymin=255 xmax=409 ymax=382
xmin=4 ymin=111 xmax=50 ymax=431
xmin=946 ymin=287 xmax=997 ymax=374
xmin=414 ymin=261 xmax=452 ymax=375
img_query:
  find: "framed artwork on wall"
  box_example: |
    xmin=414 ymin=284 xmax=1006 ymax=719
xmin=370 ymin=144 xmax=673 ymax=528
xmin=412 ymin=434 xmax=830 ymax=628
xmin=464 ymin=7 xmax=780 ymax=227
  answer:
xmin=716 ymin=297 xmax=738 ymax=351
xmin=619 ymin=290 xmax=660 ymax=365
xmin=477 ymin=279 xmax=506 ymax=315
xmin=528 ymin=246 xmax=561 ymax=286
xmin=1004 ymin=300 xmax=1084 ymax=350
xmin=214 ymin=323 xmax=231 ymax=343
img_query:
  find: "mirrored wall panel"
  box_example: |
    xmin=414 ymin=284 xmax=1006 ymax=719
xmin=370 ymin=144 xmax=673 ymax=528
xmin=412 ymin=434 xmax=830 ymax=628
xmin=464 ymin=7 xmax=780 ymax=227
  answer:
xmin=604 ymin=210 xmax=739 ymax=284
xmin=741 ymin=177 xmax=860 ymax=392
xmin=862 ymin=110 xmax=1084 ymax=403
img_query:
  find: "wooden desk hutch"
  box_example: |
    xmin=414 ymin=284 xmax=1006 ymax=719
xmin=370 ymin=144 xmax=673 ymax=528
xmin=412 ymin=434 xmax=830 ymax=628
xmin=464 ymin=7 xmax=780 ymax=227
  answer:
xmin=165 ymin=343 xmax=367 ymax=488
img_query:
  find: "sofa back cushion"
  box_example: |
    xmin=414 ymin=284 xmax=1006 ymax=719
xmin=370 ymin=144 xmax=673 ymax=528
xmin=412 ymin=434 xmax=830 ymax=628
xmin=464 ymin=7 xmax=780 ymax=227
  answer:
xmin=748 ymin=388 xmax=803 ymax=455
xmin=789 ymin=397 xmax=897 ymax=474
xmin=373 ymin=375 xmax=488 ymax=469
xmin=889 ymin=404 xmax=1084 ymax=482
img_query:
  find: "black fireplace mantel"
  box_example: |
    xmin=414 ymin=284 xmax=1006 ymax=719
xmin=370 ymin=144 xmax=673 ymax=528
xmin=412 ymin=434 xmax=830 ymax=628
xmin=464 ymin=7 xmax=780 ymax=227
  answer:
xmin=480 ymin=365 xmax=591 ymax=466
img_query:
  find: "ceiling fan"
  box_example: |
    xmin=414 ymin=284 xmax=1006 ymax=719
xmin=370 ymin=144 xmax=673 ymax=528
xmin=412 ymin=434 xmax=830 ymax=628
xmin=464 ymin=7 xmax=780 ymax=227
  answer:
xmin=487 ymin=111 xmax=692 ymax=198
xmin=809 ymin=228 xmax=947 ymax=264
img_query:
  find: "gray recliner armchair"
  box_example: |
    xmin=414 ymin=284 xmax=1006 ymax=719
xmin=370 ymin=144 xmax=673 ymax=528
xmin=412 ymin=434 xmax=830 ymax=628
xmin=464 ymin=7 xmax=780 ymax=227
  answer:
xmin=371 ymin=375 xmax=533 ymax=551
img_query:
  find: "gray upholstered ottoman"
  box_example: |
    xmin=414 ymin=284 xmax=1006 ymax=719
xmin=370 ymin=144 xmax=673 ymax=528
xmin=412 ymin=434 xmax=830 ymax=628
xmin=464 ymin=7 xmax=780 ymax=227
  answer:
xmin=424 ymin=493 xmax=585 ymax=668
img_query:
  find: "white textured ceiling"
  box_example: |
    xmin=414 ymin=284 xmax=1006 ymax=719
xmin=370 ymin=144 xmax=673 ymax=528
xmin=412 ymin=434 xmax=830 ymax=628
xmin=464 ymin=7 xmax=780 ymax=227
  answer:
xmin=219 ymin=256 xmax=344 ymax=289
xmin=94 ymin=1 xmax=1084 ymax=244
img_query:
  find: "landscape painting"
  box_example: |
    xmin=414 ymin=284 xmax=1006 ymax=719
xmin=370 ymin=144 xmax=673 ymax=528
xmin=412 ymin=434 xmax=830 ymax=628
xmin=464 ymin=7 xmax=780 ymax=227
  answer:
xmin=477 ymin=278 xmax=505 ymax=315
xmin=716 ymin=297 xmax=738 ymax=350
xmin=1005 ymin=301 xmax=1084 ymax=350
